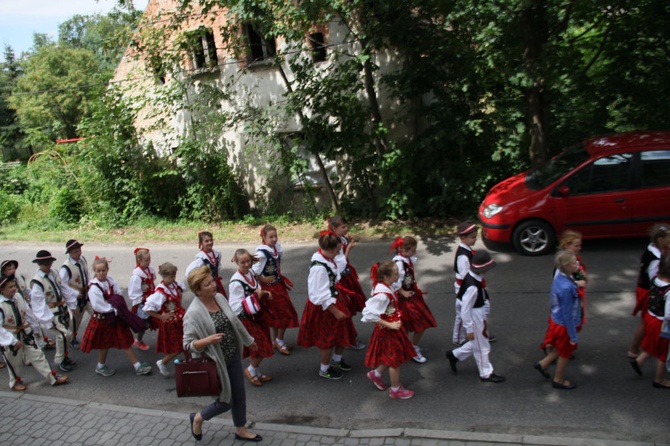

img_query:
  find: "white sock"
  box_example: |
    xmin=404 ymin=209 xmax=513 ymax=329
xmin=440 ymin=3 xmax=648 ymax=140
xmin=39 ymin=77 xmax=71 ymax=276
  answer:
xmin=320 ymin=363 xmax=330 ymax=373
xmin=332 ymin=353 xmax=342 ymax=363
xmin=391 ymin=386 xmax=400 ymax=392
xmin=247 ymin=365 xmax=258 ymax=376
xmin=275 ymin=338 xmax=285 ymax=347
xmin=373 ymin=370 xmax=382 ymax=378
xmin=97 ymin=362 xmax=105 ymax=369
xmin=133 ymin=362 xmax=141 ymax=369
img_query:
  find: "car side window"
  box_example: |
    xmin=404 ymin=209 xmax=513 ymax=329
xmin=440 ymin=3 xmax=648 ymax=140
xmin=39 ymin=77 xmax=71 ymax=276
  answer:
xmin=640 ymin=150 xmax=670 ymax=188
xmin=564 ymin=153 xmax=632 ymax=195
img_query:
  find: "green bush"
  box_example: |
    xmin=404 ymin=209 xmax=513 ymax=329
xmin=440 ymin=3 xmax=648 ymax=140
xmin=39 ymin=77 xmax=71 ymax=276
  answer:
xmin=0 ymin=190 xmax=21 ymax=224
xmin=48 ymin=186 xmax=83 ymax=225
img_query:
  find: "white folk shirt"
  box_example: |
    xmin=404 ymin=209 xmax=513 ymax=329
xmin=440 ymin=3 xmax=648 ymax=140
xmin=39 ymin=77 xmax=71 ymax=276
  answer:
xmin=88 ymin=276 xmax=121 ymax=314
xmin=228 ymin=271 xmax=260 ymax=316
xmin=144 ymin=281 xmax=185 ymax=313
xmin=128 ymin=266 xmax=156 ymax=306
xmin=30 ymin=269 xmax=77 ymax=326
xmin=361 ymin=283 xmax=395 ymax=323
xmin=251 ymin=243 xmax=284 ymax=277
xmin=184 ymin=249 xmax=224 ymax=287
xmin=391 ymin=254 xmax=417 ymax=292
xmin=307 ymin=251 xmax=340 ymax=311
xmin=0 ymin=293 xmax=40 ymax=346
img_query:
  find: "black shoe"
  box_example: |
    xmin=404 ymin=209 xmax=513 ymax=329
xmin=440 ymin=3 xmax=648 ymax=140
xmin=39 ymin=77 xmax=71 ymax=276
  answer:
xmin=445 ymin=350 xmax=458 ymax=373
xmin=331 ymin=358 xmax=352 ymax=371
xmin=488 ymin=335 xmax=497 ymax=343
xmin=533 ymin=362 xmax=550 ymax=379
xmin=629 ymin=358 xmax=642 ymax=377
xmin=480 ymin=373 xmax=506 ymax=383
xmin=59 ymin=361 xmax=73 ymax=372
xmin=551 ymin=380 xmax=576 ymax=390
xmin=235 ymin=433 xmax=263 ymax=442
xmin=64 ymin=356 xmax=77 ymax=366
xmin=319 ymin=366 xmax=343 ymax=380
xmin=189 ymin=413 xmax=202 ymax=441
xmin=652 ymin=382 xmax=670 ymax=389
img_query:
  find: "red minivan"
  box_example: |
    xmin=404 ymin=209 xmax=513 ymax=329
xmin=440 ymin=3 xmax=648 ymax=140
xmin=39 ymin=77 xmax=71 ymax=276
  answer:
xmin=479 ymin=131 xmax=670 ymax=255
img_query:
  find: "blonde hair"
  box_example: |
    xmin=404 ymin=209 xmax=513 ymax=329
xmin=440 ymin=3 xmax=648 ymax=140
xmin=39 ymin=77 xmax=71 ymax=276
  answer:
xmin=135 ymin=249 xmax=150 ymax=261
xmin=158 ymin=262 xmax=178 ymax=277
xmin=188 ymin=265 xmax=212 ymax=294
xmin=232 ymin=249 xmax=258 ymax=265
xmin=92 ymin=257 xmax=109 ymax=271
xmin=558 ymin=230 xmax=582 ymax=250
xmin=555 ymin=250 xmax=576 ymax=274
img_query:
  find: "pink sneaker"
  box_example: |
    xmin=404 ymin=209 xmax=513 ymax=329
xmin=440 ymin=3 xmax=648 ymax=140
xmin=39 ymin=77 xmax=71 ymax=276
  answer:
xmin=389 ymin=386 xmax=415 ymax=399
xmin=133 ymin=340 xmax=150 ymax=351
xmin=367 ymin=370 xmax=387 ymax=391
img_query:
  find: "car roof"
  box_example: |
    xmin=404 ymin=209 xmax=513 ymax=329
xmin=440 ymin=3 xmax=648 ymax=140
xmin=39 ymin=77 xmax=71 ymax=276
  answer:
xmin=584 ymin=131 xmax=670 ymax=155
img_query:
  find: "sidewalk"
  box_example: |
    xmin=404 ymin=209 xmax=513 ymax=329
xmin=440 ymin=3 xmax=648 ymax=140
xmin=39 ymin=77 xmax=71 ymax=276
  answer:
xmin=0 ymin=392 xmax=663 ymax=446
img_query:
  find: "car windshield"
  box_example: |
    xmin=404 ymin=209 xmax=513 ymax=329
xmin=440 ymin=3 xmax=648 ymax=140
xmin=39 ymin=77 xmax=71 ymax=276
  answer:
xmin=525 ymin=144 xmax=590 ymax=190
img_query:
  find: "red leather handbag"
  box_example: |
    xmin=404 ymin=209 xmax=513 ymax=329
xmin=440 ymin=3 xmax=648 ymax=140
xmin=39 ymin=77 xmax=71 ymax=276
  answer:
xmin=175 ymin=351 xmax=221 ymax=398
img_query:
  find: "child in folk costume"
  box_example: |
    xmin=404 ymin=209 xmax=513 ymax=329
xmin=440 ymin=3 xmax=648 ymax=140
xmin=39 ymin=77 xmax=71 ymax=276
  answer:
xmin=59 ymin=239 xmax=91 ymax=350
xmin=185 ymin=231 xmax=227 ymax=297
xmin=629 ymin=224 xmax=670 ymax=358
xmin=29 ymin=250 xmax=78 ymax=373
xmin=128 ymin=248 xmax=157 ymax=351
xmin=329 ymin=216 xmax=367 ymax=350
xmin=446 ymin=250 xmax=505 ymax=383
xmin=2 ymin=259 xmax=54 ymax=353
xmin=252 ymin=224 xmax=298 ymax=355
xmin=81 ymin=257 xmax=152 ymax=377
xmin=390 ymin=236 xmax=437 ymax=363
xmin=629 ymin=253 xmax=670 ymax=389
xmin=229 ymin=249 xmax=274 ymax=386
xmin=298 ymin=232 xmax=355 ymax=380
xmin=144 ymin=263 xmax=185 ymax=376
xmin=363 ymin=261 xmax=416 ymax=399
xmin=453 ymin=222 xmax=478 ymax=346
xmin=0 ymin=274 xmax=69 ymax=390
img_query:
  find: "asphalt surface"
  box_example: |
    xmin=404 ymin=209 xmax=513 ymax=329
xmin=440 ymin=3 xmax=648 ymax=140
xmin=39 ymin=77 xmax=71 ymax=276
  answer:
xmin=0 ymin=236 xmax=668 ymax=444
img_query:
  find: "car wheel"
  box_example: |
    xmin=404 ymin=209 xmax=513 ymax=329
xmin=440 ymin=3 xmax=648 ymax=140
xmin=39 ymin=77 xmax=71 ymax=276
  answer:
xmin=512 ymin=220 xmax=555 ymax=256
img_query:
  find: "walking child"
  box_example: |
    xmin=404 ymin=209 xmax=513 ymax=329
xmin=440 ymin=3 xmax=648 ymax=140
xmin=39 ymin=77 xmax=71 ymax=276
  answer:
xmin=128 ymin=248 xmax=156 ymax=351
xmin=329 ymin=216 xmax=367 ymax=350
xmin=229 ymin=249 xmax=274 ymax=386
xmin=298 ymin=232 xmax=354 ymax=380
xmin=81 ymin=257 xmax=152 ymax=376
xmin=390 ymin=236 xmax=437 ymax=363
xmin=2 ymin=259 xmax=53 ymax=351
xmin=446 ymin=250 xmax=505 ymax=383
xmin=629 ymin=224 xmax=670 ymax=358
xmin=60 ymin=239 xmax=90 ymax=350
xmin=453 ymin=222 xmax=478 ymax=346
xmin=29 ymin=250 xmax=78 ymax=373
xmin=628 ymin=253 xmax=670 ymax=389
xmin=556 ymin=230 xmax=588 ymax=329
xmin=362 ymin=261 xmax=416 ymax=399
xmin=144 ymin=262 xmax=185 ymax=376
xmin=185 ymin=231 xmax=227 ymax=297
xmin=0 ymin=274 xmax=69 ymax=390
xmin=252 ymin=224 xmax=298 ymax=355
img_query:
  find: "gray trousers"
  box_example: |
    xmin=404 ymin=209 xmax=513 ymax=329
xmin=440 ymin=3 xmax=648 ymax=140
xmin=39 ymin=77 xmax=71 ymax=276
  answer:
xmin=200 ymin=352 xmax=247 ymax=427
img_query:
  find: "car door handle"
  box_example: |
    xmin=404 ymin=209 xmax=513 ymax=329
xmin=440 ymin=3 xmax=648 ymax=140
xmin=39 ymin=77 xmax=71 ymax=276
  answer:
xmin=614 ymin=198 xmax=626 ymax=203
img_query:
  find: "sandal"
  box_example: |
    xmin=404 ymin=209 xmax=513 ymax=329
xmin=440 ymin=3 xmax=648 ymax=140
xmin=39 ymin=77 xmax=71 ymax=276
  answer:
xmin=258 ymin=374 xmax=272 ymax=382
xmin=244 ymin=368 xmax=262 ymax=386
xmin=533 ymin=362 xmax=550 ymax=379
xmin=12 ymin=383 xmax=27 ymax=391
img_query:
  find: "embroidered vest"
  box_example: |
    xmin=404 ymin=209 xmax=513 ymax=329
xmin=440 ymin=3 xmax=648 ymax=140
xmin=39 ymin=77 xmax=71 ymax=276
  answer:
xmin=453 ymin=246 xmax=473 ymax=275
xmin=30 ymin=272 xmax=63 ymax=307
xmin=400 ymin=260 xmax=415 ymax=291
xmin=14 ymin=275 xmax=30 ymax=304
xmin=0 ymin=295 xmax=31 ymax=335
xmin=158 ymin=284 xmax=185 ymax=320
xmin=456 ymin=274 xmax=488 ymax=308
xmin=378 ymin=291 xmax=402 ymax=323
xmin=637 ymin=248 xmax=659 ymax=290
xmin=202 ymin=252 xmax=221 ymax=278
xmin=259 ymin=249 xmax=281 ymax=282
xmin=61 ymin=256 xmax=89 ymax=291
xmin=310 ymin=260 xmax=339 ymax=298
xmin=648 ymin=282 xmax=670 ymax=318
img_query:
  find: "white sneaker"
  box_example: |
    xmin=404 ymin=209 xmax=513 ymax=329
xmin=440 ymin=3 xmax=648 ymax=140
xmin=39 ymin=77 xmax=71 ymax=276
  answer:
xmin=412 ymin=346 xmax=427 ymax=364
xmin=156 ymin=360 xmax=169 ymax=376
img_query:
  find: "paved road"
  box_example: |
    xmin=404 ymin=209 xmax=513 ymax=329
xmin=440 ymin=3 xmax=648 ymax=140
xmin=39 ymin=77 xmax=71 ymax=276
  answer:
xmin=0 ymin=237 xmax=667 ymax=444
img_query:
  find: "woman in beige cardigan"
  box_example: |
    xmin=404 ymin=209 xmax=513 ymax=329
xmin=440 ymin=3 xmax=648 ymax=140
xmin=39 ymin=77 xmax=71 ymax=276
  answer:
xmin=183 ymin=266 xmax=261 ymax=442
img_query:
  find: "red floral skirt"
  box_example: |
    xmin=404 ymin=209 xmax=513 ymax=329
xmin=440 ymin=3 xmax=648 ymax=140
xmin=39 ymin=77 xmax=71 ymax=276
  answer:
xmin=261 ymin=281 xmax=299 ymax=329
xmin=298 ymin=298 xmax=353 ymax=349
xmin=641 ymin=312 xmax=669 ymax=362
xmin=81 ymin=314 xmax=134 ymax=352
xmin=632 ymin=286 xmax=649 ymax=317
xmin=365 ymin=323 xmax=415 ymax=368
xmin=397 ymin=287 xmax=437 ymax=333
xmin=156 ymin=320 xmax=184 ymax=355
xmin=240 ymin=315 xmax=274 ymax=359
xmin=340 ymin=267 xmax=366 ymax=315
xmin=540 ymin=318 xmax=578 ymax=359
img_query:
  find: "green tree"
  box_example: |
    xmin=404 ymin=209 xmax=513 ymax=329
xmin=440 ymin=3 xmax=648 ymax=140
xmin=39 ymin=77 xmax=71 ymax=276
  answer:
xmin=9 ymin=45 xmax=103 ymax=142
xmin=0 ymin=45 xmax=27 ymax=160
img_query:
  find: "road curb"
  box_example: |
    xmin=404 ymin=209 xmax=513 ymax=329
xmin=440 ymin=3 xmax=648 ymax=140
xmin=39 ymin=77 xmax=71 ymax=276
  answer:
xmin=2 ymin=391 xmax=666 ymax=446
